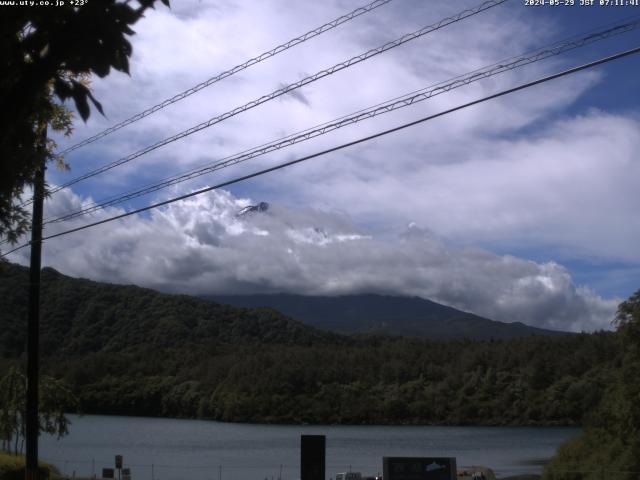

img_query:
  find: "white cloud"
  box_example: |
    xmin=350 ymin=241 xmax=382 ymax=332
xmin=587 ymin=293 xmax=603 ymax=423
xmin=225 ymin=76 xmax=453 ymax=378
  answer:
xmin=264 ymin=110 xmax=640 ymax=263
xmin=8 ymin=188 xmax=618 ymax=332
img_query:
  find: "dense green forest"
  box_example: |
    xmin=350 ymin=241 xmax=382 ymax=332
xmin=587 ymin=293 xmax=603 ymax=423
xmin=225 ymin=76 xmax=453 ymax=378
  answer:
xmin=542 ymin=291 xmax=640 ymax=480
xmin=0 ymin=263 xmax=621 ymax=426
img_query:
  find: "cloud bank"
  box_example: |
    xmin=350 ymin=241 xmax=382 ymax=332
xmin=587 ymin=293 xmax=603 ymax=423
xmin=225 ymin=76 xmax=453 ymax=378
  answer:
xmin=9 ymin=187 xmax=618 ymax=333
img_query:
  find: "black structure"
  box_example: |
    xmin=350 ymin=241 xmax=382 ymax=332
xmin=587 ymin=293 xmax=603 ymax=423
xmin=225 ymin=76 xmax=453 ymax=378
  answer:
xmin=301 ymin=435 xmax=326 ymax=480
xmin=26 ymin=132 xmax=46 ymax=480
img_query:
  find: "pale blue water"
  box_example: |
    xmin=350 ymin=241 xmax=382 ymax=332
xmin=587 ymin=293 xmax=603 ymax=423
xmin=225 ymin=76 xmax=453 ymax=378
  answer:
xmin=40 ymin=415 xmax=578 ymax=480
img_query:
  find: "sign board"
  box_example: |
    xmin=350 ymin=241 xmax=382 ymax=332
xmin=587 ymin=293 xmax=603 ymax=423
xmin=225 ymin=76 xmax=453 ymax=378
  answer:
xmin=115 ymin=455 xmax=123 ymax=469
xmin=102 ymin=468 xmax=115 ymax=479
xmin=383 ymin=457 xmax=457 ymax=480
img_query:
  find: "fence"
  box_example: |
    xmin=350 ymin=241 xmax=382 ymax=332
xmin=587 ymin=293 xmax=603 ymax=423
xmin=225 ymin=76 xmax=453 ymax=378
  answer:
xmin=45 ymin=459 xmax=384 ymax=480
xmin=44 ymin=457 xmax=640 ymax=480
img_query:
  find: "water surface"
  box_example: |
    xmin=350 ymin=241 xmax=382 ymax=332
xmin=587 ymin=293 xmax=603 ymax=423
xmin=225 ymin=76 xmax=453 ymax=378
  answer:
xmin=40 ymin=415 xmax=579 ymax=480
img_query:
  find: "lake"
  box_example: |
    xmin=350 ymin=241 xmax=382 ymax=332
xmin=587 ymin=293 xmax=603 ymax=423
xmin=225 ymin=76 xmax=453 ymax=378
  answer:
xmin=40 ymin=415 xmax=579 ymax=480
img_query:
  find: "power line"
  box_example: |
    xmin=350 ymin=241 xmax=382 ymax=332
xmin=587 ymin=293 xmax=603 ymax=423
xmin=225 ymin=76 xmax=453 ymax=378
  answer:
xmin=3 ymin=45 xmax=638 ymax=259
xmin=55 ymin=0 xmax=394 ymax=157
xmin=43 ymin=0 xmax=509 ymax=197
xmin=43 ymin=17 xmax=640 ymax=225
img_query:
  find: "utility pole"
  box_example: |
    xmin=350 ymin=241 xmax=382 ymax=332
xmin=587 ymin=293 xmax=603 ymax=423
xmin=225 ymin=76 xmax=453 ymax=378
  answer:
xmin=25 ymin=123 xmax=46 ymax=480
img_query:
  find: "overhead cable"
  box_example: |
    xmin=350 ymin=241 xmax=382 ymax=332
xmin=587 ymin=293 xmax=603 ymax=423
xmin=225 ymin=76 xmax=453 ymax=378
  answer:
xmin=44 ymin=0 xmax=509 ymax=197
xmin=55 ymin=0 xmax=394 ymax=157
xmin=3 ymin=45 xmax=638 ymax=259
xmin=44 ymin=18 xmax=640 ymax=224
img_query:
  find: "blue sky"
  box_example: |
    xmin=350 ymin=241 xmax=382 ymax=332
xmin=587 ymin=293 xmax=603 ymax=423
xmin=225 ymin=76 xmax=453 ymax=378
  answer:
xmin=9 ymin=0 xmax=640 ymax=331
xmin=486 ymin=2 xmax=640 ymax=299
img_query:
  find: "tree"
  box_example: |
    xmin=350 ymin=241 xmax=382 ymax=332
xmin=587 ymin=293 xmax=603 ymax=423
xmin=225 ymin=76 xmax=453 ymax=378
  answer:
xmin=0 ymin=0 xmax=170 ymax=244
xmin=0 ymin=366 xmax=79 ymax=455
xmin=543 ymin=290 xmax=640 ymax=480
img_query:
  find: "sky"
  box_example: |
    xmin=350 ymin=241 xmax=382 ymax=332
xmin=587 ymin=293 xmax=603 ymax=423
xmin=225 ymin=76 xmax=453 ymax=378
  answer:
xmin=7 ymin=0 xmax=640 ymax=332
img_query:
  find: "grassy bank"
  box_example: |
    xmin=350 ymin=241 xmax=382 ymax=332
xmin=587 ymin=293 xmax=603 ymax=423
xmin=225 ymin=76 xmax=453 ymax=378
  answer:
xmin=0 ymin=451 xmax=82 ymax=480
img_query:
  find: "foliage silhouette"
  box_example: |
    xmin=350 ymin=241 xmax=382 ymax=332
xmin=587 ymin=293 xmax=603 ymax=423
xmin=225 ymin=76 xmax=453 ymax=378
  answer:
xmin=0 ymin=366 xmax=79 ymax=455
xmin=0 ymin=0 xmax=170 ymax=243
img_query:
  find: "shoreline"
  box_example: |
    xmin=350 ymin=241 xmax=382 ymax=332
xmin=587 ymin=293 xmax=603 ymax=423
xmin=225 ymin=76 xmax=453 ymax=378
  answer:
xmin=66 ymin=410 xmax=582 ymax=428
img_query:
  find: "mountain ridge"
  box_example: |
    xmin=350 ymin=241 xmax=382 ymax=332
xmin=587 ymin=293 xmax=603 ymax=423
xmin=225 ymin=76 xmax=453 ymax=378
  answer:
xmin=206 ymin=292 xmax=569 ymax=339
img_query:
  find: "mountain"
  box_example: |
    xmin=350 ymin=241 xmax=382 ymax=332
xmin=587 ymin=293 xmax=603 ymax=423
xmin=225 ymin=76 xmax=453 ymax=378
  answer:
xmin=206 ymin=293 xmax=569 ymax=339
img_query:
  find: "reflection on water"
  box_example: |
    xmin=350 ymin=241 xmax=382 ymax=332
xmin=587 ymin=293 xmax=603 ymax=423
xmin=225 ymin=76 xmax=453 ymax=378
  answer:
xmin=40 ymin=415 xmax=579 ymax=480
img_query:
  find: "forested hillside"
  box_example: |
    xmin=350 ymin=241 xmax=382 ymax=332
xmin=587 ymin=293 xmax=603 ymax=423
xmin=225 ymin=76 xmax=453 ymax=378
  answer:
xmin=0 ymin=263 xmax=620 ymax=426
xmin=0 ymin=263 xmax=339 ymax=358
